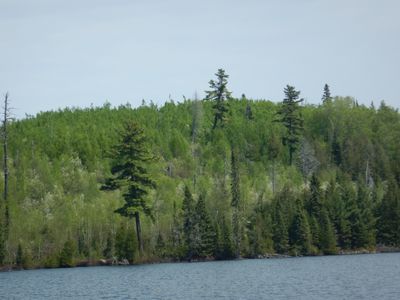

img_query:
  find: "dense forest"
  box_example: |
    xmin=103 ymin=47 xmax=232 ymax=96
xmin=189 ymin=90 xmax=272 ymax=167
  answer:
xmin=1 ymin=71 xmax=400 ymax=268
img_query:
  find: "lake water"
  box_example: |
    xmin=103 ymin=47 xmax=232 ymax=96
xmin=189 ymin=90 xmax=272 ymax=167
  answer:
xmin=1 ymin=253 xmax=399 ymax=299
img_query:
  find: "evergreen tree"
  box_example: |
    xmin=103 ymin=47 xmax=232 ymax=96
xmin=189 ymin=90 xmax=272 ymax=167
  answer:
xmin=115 ymin=223 xmax=127 ymax=260
xmin=319 ymin=208 xmax=337 ymax=254
xmin=215 ymin=216 xmax=235 ymax=260
xmin=377 ymin=180 xmax=400 ymax=246
xmin=101 ymin=121 xmax=156 ymax=254
xmin=289 ymin=199 xmax=312 ymax=255
xmin=231 ymin=147 xmax=241 ymax=258
xmin=194 ymin=194 xmax=214 ymax=257
xmin=272 ymin=195 xmax=289 ymax=254
xmin=355 ymin=182 xmax=376 ymax=248
xmin=182 ymin=185 xmax=195 ymax=260
xmin=322 ymin=84 xmax=332 ymax=103
xmin=245 ymin=101 xmax=254 ymax=120
xmin=307 ymin=174 xmax=323 ymax=218
xmin=276 ymin=85 xmax=304 ymax=165
xmin=16 ymin=243 xmax=23 ymax=267
xmin=205 ymin=69 xmax=231 ymax=129
xmin=59 ymin=239 xmax=77 ymax=267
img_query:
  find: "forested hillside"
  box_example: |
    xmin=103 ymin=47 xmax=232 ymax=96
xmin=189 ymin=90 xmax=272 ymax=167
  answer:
xmin=1 ymin=81 xmax=400 ymax=268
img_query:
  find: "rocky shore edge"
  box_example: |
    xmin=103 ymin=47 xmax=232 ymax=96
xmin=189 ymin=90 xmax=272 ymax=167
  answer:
xmin=1 ymin=245 xmax=399 ymax=272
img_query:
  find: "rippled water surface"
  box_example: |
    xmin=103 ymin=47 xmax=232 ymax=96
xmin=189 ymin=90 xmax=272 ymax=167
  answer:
xmin=1 ymin=253 xmax=400 ymax=299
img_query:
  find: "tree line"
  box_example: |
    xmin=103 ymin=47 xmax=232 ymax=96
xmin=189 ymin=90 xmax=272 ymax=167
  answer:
xmin=1 ymin=70 xmax=400 ymax=268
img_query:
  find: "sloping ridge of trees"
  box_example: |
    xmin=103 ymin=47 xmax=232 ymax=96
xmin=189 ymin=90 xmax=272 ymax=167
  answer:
xmin=0 ymin=70 xmax=400 ymax=269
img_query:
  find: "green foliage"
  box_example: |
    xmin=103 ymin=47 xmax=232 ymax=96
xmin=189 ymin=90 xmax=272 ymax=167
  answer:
xmin=377 ymin=180 xmax=400 ymax=246
xmin=322 ymin=84 xmax=332 ymax=104
xmin=102 ymin=121 xmax=155 ymax=253
xmin=115 ymin=222 xmax=137 ymax=262
xmin=205 ymin=69 xmax=231 ymax=129
xmin=182 ymin=185 xmax=195 ymax=259
xmin=0 ymin=90 xmax=399 ymax=267
xmin=16 ymin=243 xmax=23 ymax=267
xmin=194 ymin=195 xmax=214 ymax=258
xmin=59 ymin=239 xmax=77 ymax=267
xmin=0 ymin=228 xmax=5 ymax=265
xmin=103 ymin=234 xmax=114 ymax=258
xmin=276 ymin=85 xmax=304 ymax=165
xmin=289 ymin=199 xmax=312 ymax=255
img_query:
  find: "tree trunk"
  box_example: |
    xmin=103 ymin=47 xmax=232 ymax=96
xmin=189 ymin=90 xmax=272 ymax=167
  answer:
xmin=135 ymin=211 xmax=143 ymax=254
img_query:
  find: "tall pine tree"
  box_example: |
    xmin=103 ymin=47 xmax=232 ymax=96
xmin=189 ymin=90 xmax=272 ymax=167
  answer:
xmin=322 ymin=84 xmax=332 ymax=104
xmin=205 ymin=69 xmax=231 ymax=129
xmin=101 ymin=121 xmax=155 ymax=254
xmin=276 ymin=85 xmax=304 ymax=165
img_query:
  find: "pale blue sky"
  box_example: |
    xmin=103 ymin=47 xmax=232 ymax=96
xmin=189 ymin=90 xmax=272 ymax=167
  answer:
xmin=1 ymin=0 xmax=399 ymax=118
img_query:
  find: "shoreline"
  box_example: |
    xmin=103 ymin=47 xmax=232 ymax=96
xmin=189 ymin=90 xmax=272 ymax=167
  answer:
xmin=1 ymin=245 xmax=399 ymax=273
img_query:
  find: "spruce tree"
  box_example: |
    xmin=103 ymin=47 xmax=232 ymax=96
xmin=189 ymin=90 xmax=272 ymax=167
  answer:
xmin=16 ymin=243 xmax=23 ymax=267
xmin=289 ymin=199 xmax=312 ymax=255
xmin=194 ymin=194 xmax=214 ymax=258
xmin=101 ymin=121 xmax=156 ymax=254
xmin=182 ymin=185 xmax=195 ymax=260
xmin=319 ymin=208 xmax=337 ymax=254
xmin=377 ymin=180 xmax=400 ymax=246
xmin=272 ymin=195 xmax=289 ymax=254
xmin=276 ymin=85 xmax=304 ymax=165
xmin=205 ymin=69 xmax=231 ymax=129
xmin=307 ymin=174 xmax=323 ymax=218
xmin=59 ymin=239 xmax=77 ymax=267
xmin=322 ymin=84 xmax=332 ymax=104
xmin=220 ymin=216 xmax=235 ymax=259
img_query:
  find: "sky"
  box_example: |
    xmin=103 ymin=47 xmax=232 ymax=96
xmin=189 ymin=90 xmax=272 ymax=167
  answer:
xmin=1 ymin=0 xmax=399 ymax=118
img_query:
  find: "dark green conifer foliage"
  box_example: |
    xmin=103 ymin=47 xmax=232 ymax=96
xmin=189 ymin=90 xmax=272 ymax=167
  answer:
xmin=115 ymin=223 xmax=127 ymax=260
xmin=194 ymin=194 xmax=214 ymax=257
xmin=16 ymin=243 xmax=23 ymax=267
xmin=272 ymin=195 xmax=289 ymax=253
xmin=124 ymin=229 xmax=137 ymax=263
xmin=182 ymin=186 xmax=195 ymax=260
xmin=289 ymin=199 xmax=312 ymax=255
xmin=331 ymin=130 xmax=342 ymax=166
xmin=0 ymin=229 xmax=4 ymax=265
xmin=103 ymin=234 xmax=114 ymax=258
xmin=115 ymin=223 xmax=137 ymax=262
xmin=59 ymin=239 xmax=77 ymax=267
xmin=307 ymin=174 xmax=323 ymax=218
xmin=245 ymin=101 xmax=254 ymax=120
xmin=276 ymin=85 xmax=304 ymax=165
xmin=355 ymin=182 xmax=376 ymax=248
xmin=170 ymin=200 xmax=182 ymax=258
xmin=319 ymin=209 xmax=337 ymax=254
xmin=377 ymin=180 xmax=400 ymax=246
xmin=155 ymin=232 xmax=166 ymax=258
xmin=205 ymin=69 xmax=231 ymax=129
xmin=219 ymin=216 xmax=235 ymax=260
xmin=102 ymin=121 xmax=155 ymax=254
xmin=322 ymin=84 xmax=332 ymax=103
xmin=231 ymin=147 xmax=241 ymax=258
